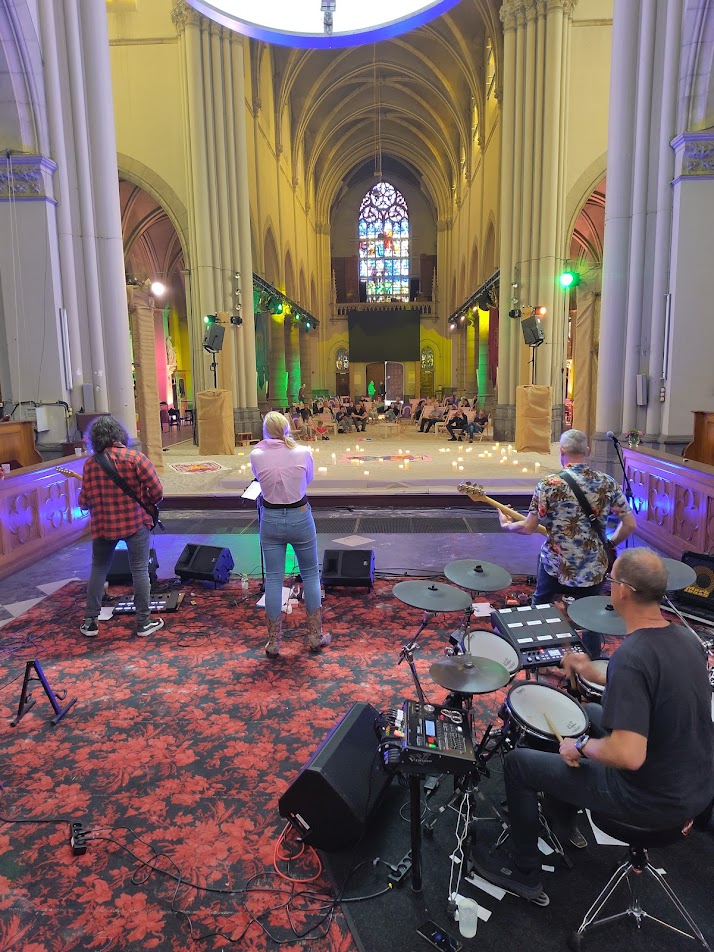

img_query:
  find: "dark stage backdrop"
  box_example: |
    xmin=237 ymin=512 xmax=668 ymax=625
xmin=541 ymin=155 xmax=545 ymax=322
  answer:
xmin=348 ymin=308 xmax=420 ymax=362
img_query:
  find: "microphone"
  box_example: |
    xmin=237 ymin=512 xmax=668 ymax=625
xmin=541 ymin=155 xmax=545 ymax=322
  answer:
xmin=606 ymin=430 xmax=620 ymax=444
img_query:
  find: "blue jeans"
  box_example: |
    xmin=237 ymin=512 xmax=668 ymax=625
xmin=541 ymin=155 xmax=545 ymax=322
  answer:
xmin=85 ymin=525 xmax=152 ymax=626
xmin=532 ymin=558 xmax=604 ymax=658
xmin=259 ymin=504 xmax=321 ymax=620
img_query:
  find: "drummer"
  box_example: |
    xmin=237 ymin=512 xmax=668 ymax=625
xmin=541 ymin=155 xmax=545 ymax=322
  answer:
xmin=470 ymin=549 xmax=714 ymax=903
xmin=496 ymin=429 xmax=636 ymax=658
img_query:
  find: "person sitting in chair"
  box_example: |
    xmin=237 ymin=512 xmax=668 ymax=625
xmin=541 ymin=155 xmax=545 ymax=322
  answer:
xmin=352 ymin=401 xmax=368 ymax=432
xmin=469 ymin=548 xmax=714 ymax=903
xmin=446 ymin=408 xmax=468 ymax=441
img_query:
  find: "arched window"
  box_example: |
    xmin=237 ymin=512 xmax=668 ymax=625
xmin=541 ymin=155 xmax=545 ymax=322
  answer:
xmin=336 ymin=348 xmax=349 ymax=371
xmin=420 ymin=346 xmax=434 ymax=371
xmin=358 ymin=182 xmax=410 ymax=302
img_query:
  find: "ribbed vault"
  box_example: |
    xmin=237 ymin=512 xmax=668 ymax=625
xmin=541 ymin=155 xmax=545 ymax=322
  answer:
xmin=259 ymin=0 xmax=502 ymax=225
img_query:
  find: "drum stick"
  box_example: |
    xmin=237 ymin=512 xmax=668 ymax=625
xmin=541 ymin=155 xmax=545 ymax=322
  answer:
xmin=543 ymin=713 xmax=563 ymax=743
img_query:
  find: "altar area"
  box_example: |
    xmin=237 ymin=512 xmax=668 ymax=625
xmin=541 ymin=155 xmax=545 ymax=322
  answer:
xmin=157 ymin=431 xmax=563 ymax=505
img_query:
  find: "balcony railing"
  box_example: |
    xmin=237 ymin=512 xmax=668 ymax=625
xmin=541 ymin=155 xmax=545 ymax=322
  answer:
xmin=333 ymin=300 xmax=436 ymax=320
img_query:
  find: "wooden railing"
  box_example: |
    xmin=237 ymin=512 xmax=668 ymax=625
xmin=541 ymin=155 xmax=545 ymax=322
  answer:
xmin=0 ymin=457 xmax=89 ymax=581
xmin=623 ymin=446 xmax=714 ymax=558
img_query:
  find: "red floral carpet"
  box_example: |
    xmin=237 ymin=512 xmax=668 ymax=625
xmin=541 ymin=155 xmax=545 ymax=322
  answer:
xmin=0 ymin=577 xmax=524 ymax=952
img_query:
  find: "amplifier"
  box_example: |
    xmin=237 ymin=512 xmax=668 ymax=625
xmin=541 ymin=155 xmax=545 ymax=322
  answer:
xmin=491 ymin=603 xmax=580 ymax=653
xmin=672 ymin=552 xmax=714 ymax=613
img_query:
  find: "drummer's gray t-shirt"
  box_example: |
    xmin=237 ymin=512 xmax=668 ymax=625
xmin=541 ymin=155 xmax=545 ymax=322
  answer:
xmin=602 ymin=623 xmax=714 ymax=821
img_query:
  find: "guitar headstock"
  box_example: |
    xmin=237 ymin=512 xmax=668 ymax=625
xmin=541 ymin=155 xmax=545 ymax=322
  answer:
xmin=457 ymin=481 xmax=485 ymax=497
xmin=56 ymin=466 xmax=82 ymax=480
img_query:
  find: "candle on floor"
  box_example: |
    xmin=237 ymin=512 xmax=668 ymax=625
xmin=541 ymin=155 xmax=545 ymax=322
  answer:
xmin=535 ymin=462 xmax=541 ymax=471
xmin=507 ymin=444 xmax=513 ymax=454
xmin=363 ymin=470 xmax=370 ymax=476
xmin=466 ymin=447 xmax=472 ymax=453
xmin=439 ymin=448 xmax=445 ymax=453
xmin=404 ymin=459 xmax=410 ymax=469
xmin=398 ymin=463 xmax=404 ymax=469
xmin=478 ymin=453 xmax=485 ymax=458
xmin=452 ymin=461 xmax=458 ymax=470
xmin=318 ymin=466 xmax=328 ymax=473
xmin=458 ymin=465 xmax=464 ymax=471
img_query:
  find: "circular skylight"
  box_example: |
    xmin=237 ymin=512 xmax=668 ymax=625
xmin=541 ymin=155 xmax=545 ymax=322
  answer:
xmin=185 ymin=0 xmax=460 ymax=48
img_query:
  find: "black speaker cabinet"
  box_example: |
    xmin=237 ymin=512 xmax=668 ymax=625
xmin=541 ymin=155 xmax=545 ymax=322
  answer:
xmin=202 ymin=324 xmax=225 ymax=353
xmin=278 ymin=702 xmax=391 ymax=851
xmin=521 ymin=315 xmax=545 ymax=346
xmin=107 ymin=546 xmax=158 ymax=585
xmin=676 ymin=551 xmax=714 ymax=611
xmin=322 ymin=549 xmax=375 ymax=590
xmin=174 ymin=544 xmax=234 ymax=584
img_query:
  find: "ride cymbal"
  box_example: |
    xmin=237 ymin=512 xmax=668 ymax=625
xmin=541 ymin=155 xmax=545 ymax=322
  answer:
xmin=392 ymin=580 xmax=472 ymax=612
xmin=661 ymin=557 xmax=697 ymax=592
xmin=567 ymin=596 xmax=626 ymax=636
xmin=444 ymin=559 xmax=512 ymax=592
xmin=430 ymin=655 xmax=511 ymax=694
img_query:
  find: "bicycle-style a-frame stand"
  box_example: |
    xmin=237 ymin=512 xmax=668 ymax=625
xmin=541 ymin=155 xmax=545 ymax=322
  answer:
xmin=11 ymin=660 xmax=77 ymax=726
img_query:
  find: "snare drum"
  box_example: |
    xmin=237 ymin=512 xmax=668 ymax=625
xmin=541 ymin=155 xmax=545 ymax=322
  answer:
xmin=462 ymin=629 xmax=520 ymax=678
xmin=500 ymin=682 xmax=588 ymax=752
xmin=575 ymin=659 xmax=609 ymax=704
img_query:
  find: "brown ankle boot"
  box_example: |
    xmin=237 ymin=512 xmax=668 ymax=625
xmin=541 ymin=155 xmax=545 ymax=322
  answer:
xmin=306 ymin=607 xmax=331 ymax=652
xmin=265 ymin=615 xmax=282 ymax=658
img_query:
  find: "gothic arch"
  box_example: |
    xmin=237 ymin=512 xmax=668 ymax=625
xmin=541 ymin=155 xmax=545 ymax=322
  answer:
xmin=263 ymin=225 xmax=280 ymax=285
xmin=469 ymin=242 xmax=479 ymax=289
xmin=284 ymin=248 xmax=296 ymax=297
xmin=564 ymin=152 xmax=608 ymax=251
xmin=0 ymin=0 xmax=44 ymax=153
xmin=118 ymin=155 xmax=190 ymax=267
xmin=482 ymin=221 xmax=496 ymax=279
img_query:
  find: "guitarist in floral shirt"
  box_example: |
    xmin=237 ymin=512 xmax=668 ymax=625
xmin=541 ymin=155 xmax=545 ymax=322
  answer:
xmin=497 ymin=429 xmax=636 ymax=657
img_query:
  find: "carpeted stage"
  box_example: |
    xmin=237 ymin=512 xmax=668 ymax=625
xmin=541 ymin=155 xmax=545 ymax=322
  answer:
xmin=0 ymin=578 xmax=712 ymax=952
xmin=157 ymin=432 xmax=562 ymax=508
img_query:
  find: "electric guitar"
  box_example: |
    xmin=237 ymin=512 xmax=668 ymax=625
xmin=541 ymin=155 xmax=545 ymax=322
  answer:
xmin=457 ymin=481 xmax=549 ymax=537
xmin=56 ymin=465 xmax=162 ymax=529
xmin=56 ymin=466 xmax=82 ymax=481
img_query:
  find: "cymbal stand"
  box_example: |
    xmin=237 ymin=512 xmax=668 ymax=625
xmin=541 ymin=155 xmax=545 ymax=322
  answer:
xmin=398 ymin=612 xmax=433 ymax=706
xmin=662 ymin=594 xmax=714 ymax=649
xmin=447 ymin=604 xmax=474 ymax=656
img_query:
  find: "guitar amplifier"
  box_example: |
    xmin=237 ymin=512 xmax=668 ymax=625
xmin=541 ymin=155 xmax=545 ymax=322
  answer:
xmin=491 ymin=604 xmax=580 ymax=653
xmin=672 ymin=552 xmax=714 ymax=613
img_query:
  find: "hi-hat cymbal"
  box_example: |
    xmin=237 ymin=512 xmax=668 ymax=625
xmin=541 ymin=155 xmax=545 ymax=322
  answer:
xmin=567 ymin=596 xmax=626 ymax=636
xmin=444 ymin=559 xmax=512 ymax=592
xmin=430 ymin=655 xmax=511 ymax=694
xmin=662 ymin=557 xmax=697 ymax=592
xmin=392 ymin=580 xmax=472 ymax=612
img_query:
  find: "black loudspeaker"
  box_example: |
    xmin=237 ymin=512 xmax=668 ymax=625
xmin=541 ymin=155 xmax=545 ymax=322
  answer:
xmin=322 ymin=549 xmax=375 ymax=590
xmin=174 ymin=544 xmax=234 ymax=584
xmin=202 ymin=324 xmax=225 ymax=353
xmin=278 ymin=702 xmax=391 ymax=850
xmin=107 ymin=547 xmax=159 ymax=585
xmin=521 ymin=315 xmax=545 ymax=346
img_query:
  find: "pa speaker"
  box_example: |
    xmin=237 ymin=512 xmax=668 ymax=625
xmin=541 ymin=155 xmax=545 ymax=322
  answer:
xmin=322 ymin=549 xmax=375 ymax=590
xmin=521 ymin=315 xmax=545 ymax=346
xmin=202 ymin=324 xmax=225 ymax=353
xmin=107 ymin=546 xmax=158 ymax=585
xmin=676 ymin=551 xmax=714 ymax=611
xmin=278 ymin=702 xmax=390 ymax=851
xmin=174 ymin=544 xmax=234 ymax=584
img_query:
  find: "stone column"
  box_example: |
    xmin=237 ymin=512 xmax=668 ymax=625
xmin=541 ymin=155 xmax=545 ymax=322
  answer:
xmin=128 ymin=286 xmax=163 ymax=471
xmin=299 ymin=329 xmax=313 ymax=399
xmin=284 ymin=319 xmax=300 ymax=404
xmin=79 ymin=0 xmax=136 ymax=437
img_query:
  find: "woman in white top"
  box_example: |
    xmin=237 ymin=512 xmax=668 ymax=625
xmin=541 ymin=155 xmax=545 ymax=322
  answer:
xmin=249 ymin=412 xmax=330 ymax=658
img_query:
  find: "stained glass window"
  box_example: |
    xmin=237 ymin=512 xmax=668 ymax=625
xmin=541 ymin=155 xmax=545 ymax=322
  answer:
xmin=358 ymin=182 xmax=410 ymax=302
xmin=336 ymin=348 xmax=349 ymax=371
xmin=420 ymin=346 xmax=434 ymax=370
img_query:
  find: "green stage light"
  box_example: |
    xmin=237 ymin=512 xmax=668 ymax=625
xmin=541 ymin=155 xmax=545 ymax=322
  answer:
xmin=559 ymin=269 xmax=581 ymax=289
xmin=204 ymin=314 xmax=217 ymax=324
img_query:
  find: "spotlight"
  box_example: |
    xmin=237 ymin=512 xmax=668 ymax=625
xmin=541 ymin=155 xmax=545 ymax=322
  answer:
xmin=150 ymin=281 xmax=166 ymax=297
xmin=305 ymin=321 xmax=311 ymax=330
xmin=459 ymin=314 xmax=466 ymax=322
xmin=203 ymin=314 xmax=217 ymax=325
xmin=476 ymin=291 xmax=492 ymax=310
xmin=534 ymin=305 xmax=547 ymax=317
xmin=509 ymin=308 xmax=521 ymax=319
xmin=230 ymin=315 xmax=243 ymax=326
xmin=559 ymin=269 xmax=581 ymax=289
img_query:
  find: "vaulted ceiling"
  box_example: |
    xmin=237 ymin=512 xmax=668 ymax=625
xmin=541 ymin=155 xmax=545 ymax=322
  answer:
xmin=259 ymin=0 xmax=502 ymax=223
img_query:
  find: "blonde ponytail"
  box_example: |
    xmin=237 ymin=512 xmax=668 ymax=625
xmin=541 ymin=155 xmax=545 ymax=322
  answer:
xmin=263 ymin=411 xmax=296 ymax=448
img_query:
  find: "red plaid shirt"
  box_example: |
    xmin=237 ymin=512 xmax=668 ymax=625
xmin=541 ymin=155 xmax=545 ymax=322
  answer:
xmin=78 ymin=443 xmax=163 ymax=540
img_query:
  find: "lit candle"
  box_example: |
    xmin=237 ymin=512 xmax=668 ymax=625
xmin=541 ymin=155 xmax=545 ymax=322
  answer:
xmin=439 ymin=448 xmax=445 ymax=453
xmin=522 ymin=467 xmax=528 ymax=473
xmin=398 ymin=448 xmax=403 ymax=454
xmin=346 ymin=447 xmax=351 ymax=452
xmin=318 ymin=466 xmax=328 ymax=473
xmin=398 ymin=463 xmax=404 ymax=469
xmin=363 ymin=470 xmax=370 ymax=476
xmin=404 ymin=459 xmax=410 ymax=469
xmin=478 ymin=453 xmax=485 ymax=458
xmin=535 ymin=462 xmax=541 ymax=471
xmin=452 ymin=461 xmax=458 ymax=470
xmin=405 ymin=449 xmax=411 ymax=454
xmin=458 ymin=465 xmax=464 ymax=471
xmin=466 ymin=448 xmax=472 ymax=453
xmin=331 ymin=453 xmax=337 ymax=463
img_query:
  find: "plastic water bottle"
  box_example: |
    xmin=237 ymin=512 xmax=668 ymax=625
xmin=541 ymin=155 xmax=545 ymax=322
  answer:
xmin=241 ymin=574 xmax=249 ymax=593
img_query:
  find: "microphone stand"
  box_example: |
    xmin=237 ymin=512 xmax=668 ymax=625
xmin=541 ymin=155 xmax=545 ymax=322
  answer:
xmin=610 ymin=436 xmax=639 ymax=513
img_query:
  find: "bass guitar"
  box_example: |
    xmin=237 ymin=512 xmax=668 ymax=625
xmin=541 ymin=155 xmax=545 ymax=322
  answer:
xmin=457 ymin=481 xmax=549 ymax=537
xmin=56 ymin=466 xmax=82 ymax=481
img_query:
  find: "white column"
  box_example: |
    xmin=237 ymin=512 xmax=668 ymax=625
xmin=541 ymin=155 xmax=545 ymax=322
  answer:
xmin=79 ymin=0 xmax=136 ymax=436
xmin=595 ymin=0 xmax=642 ymax=434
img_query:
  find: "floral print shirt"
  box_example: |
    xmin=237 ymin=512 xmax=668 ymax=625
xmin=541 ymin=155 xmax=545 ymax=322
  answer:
xmin=528 ymin=463 xmax=632 ymax=586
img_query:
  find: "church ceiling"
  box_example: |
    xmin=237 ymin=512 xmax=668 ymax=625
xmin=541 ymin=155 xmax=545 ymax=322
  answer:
xmin=259 ymin=0 xmax=502 ymax=222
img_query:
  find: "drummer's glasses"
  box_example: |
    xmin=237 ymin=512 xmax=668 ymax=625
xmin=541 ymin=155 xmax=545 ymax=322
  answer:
xmin=605 ymin=574 xmax=637 ymax=591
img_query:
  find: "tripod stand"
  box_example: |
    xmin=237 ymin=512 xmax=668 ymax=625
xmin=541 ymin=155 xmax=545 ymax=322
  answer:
xmin=608 ymin=433 xmax=639 ymax=513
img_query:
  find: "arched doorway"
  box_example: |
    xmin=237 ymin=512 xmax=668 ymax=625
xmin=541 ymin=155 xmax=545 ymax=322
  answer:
xmin=119 ymin=180 xmax=191 ymax=441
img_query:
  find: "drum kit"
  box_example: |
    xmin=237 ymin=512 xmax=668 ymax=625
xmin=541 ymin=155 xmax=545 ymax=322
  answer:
xmin=391 ymin=553 xmax=705 ymax=758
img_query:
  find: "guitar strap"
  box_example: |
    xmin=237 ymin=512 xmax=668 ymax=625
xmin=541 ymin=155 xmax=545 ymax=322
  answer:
xmin=559 ymin=469 xmax=609 ymax=557
xmin=95 ymin=451 xmax=163 ymax=530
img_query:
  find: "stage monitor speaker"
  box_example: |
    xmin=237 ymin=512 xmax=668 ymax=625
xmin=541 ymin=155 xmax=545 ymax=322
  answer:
xmin=521 ymin=316 xmax=545 ymax=346
xmin=322 ymin=549 xmax=375 ymax=590
xmin=108 ymin=546 xmax=158 ymax=585
xmin=278 ymin=701 xmax=391 ymax=851
xmin=202 ymin=324 xmax=225 ymax=353
xmin=174 ymin=544 xmax=234 ymax=584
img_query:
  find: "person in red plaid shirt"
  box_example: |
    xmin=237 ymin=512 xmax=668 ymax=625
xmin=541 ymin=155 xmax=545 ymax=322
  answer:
xmin=78 ymin=416 xmax=164 ymax=638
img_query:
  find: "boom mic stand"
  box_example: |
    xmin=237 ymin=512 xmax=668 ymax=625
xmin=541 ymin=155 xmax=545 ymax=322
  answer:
xmin=608 ymin=433 xmax=639 ymax=513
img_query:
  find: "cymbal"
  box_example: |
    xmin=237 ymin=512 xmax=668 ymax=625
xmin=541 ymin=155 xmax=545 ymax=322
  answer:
xmin=567 ymin=596 xmax=626 ymax=636
xmin=392 ymin=580 xmax=472 ymax=612
xmin=444 ymin=559 xmax=512 ymax=592
xmin=662 ymin=557 xmax=697 ymax=592
xmin=430 ymin=655 xmax=511 ymax=694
